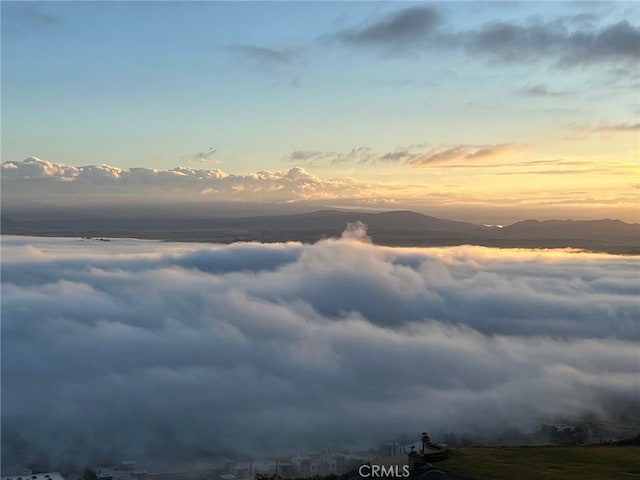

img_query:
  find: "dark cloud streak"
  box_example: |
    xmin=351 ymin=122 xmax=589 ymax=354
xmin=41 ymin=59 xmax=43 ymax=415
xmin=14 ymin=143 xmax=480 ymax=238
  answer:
xmin=2 ymin=3 xmax=62 ymax=36
xmin=225 ymin=44 xmax=295 ymax=70
xmin=518 ymin=84 xmax=569 ymax=97
xmin=336 ymin=6 xmax=442 ymax=50
xmin=332 ymin=6 xmax=640 ymax=66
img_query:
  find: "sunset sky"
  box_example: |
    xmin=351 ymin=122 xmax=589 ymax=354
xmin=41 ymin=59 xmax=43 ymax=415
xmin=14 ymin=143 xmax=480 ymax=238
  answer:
xmin=2 ymin=1 xmax=639 ymax=223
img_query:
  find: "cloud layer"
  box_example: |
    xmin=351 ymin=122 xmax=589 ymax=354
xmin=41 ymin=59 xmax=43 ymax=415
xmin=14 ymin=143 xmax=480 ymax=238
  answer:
xmin=3 ymin=156 xmax=640 ymax=225
xmin=282 ymin=144 xmax=519 ymax=167
xmin=1 ymin=157 xmax=366 ymax=204
xmin=2 ymin=232 xmax=639 ymax=467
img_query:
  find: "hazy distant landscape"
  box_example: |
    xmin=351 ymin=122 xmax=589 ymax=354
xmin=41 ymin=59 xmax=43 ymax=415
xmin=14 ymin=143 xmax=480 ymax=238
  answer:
xmin=3 ymin=209 xmax=639 ymax=254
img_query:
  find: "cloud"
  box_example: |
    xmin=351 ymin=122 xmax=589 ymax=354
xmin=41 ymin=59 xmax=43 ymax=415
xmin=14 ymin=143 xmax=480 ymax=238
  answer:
xmin=378 ymin=150 xmax=416 ymax=162
xmin=413 ymin=146 xmax=468 ymax=164
xmin=1 ymin=157 xmax=372 ymax=204
xmin=465 ymin=21 xmax=563 ymax=64
xmin=517 ymin=84 xmax=568 ymax=97
xmin=282 ymin=150 xmax=337 ymax=165
xmin=591 ymin=122 xmax=640 ymax=132
xmin=487 ymin=159 xmax=614 ymax=177
xmin=1 ymin=157 xmax=80 ymax=178
xmin=2 ymin=3 xmax=62 ymax=36
xmin=331 ymin=147 xmax=377 ymax=165
xmin=567 ymin=122 xmax=640 ymax=138
xmin=283 ymin=144 xmax=519 ymax=168
xmin=288 ymin=150 xmax=326 ymax=161
xmin=283 ymin=147 xmax=378 ymax=166
xmin=335 ymin=5 xmax=442 ymax=50
xmin=332 ymin=6 xmax=640 ymax=66
xmin=496 ymin=169 xmax=595 ymax=176
xmin=179 ymin=149 xmax=218 ymax=165
xmin=564 ymin=20 xmax=640 ymax=65
xmin=340 ymin=220 xmax=371 ymax=243
xmin=2 ymin=233 xmax=639 ymax=467
xmin=463 ymin=19 xmax=640 ymax=66
xmin=226 ymin=44 xmax=295 ymax=70
xmin=1 ymin=156 xmax=636 ymax=223
xmin=409 ymin=144 xmax=517 ymax=166
xmin=194 ymin=148 xmax=217 ymax=161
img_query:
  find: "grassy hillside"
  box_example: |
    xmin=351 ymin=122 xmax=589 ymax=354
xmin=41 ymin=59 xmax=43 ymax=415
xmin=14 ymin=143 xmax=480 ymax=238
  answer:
xmin=439 ymin=446 xmax=640 ymax=480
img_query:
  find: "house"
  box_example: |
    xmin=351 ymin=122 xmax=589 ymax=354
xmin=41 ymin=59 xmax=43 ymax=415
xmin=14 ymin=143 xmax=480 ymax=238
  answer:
xmin=2 ymin=474 xmax=66 ymax=480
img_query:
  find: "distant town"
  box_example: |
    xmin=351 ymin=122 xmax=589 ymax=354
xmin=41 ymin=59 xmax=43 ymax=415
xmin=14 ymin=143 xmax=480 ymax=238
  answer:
xmin=3 ymin=422 xmax=639 ymax=480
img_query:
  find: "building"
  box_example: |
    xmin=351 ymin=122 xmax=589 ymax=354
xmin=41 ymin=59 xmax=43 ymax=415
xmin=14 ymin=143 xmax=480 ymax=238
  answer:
xmin=407 ymin=432 xmax=449 ymax=472
xmin=289 ymin=456 xmax=310 ymax=477
xmin=91 ymin=461 xmax=146 ymax=480
xmin=2 ymin=473 xmax=66 ymax=480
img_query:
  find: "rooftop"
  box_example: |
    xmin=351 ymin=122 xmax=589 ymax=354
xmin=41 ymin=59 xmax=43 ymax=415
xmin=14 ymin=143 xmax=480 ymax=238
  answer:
xmin=2 ymin=474 xmax=66 ymax=480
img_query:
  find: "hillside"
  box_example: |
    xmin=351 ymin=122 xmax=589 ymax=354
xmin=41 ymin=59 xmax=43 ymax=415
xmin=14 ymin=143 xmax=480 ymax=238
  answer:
xmin=500 ymin=219 xmax=640 ymax=240
xmin=439 ymin=445 xmax=640 ymax=480
xmin=2 ymin=210 xmax=638 ymax=253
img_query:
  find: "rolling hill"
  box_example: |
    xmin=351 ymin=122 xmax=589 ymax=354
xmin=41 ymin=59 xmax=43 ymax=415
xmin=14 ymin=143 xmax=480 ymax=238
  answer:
xmin=2 ymin=209 xmax=638 ymax=253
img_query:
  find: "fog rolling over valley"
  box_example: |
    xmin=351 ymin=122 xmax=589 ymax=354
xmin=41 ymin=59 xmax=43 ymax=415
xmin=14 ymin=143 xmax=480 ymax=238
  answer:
xmin=2 ymin=225 xmax=639 ymax=467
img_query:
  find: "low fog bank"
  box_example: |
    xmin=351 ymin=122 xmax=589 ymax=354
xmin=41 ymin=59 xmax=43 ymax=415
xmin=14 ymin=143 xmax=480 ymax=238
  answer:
xmin=2 ymin=225 xmax=639 ymax=467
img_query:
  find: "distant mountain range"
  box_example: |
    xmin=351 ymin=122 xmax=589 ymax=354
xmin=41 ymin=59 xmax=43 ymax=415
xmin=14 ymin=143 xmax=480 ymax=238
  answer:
xmin=2 ymin=210 xmax=639 ymax=254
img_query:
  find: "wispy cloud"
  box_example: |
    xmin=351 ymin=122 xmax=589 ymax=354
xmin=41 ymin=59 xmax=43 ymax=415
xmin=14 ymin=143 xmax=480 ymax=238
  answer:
xmin=180 ymin=148 xmax=218 ymax=164
xmin=288 ymin=150 xmax=326 ymax=161
xmin=283 ymin=150 xmax=337 ymax=165
xmin=284 ymin=143 xmax=520 ymax=168
xmin=2 ymin=3 xmax=62 ymax=36
xmin=283 ymin=147 xmax=377 ymax=166
xmin=225 ymin=44 xmax=296 ymax=70
xmin=568 ymin=121 xmax=640 ymax=137
xmin=496 ymin=169 xmax=596 ymax=176
xmin=522 ymin=159 xmax=593 ymax=167
xmin=410 ymin=144 xmax=517 ymax=166
xmin=517 ymin=84 xmax=569 ymax=97
xmin=379 ymin=150 xmax=417 ymax=162
xmin=591 ymin=122 xmax=640 ymax=132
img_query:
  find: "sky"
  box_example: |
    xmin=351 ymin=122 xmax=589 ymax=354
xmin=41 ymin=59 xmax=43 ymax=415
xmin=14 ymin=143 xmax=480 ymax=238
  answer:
xmin=2 ymin=1 xmax=639 ymax=223
xmin=3 ymin=231 xmax=639 ymax=466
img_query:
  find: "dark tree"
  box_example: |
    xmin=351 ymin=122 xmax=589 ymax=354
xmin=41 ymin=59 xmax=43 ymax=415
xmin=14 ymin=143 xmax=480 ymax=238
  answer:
xmin=83 ymin=469 xmax=98 ymax=480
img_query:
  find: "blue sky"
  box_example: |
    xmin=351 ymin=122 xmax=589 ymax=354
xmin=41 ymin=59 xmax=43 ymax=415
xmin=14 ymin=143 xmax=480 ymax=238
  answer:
xmin=2 ymin=1 xmax=639 ymax=222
